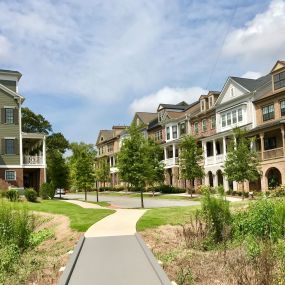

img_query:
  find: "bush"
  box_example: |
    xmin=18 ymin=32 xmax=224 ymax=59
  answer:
xmin=6 ymin=189 xmax=19 ymax=202
xmin=158 ymin=185 xmax=186 ymax=194
xmin=270 ymin=186 xmax=285 ymax=197
xmin=24 ymin=188 xmax=37 ymax=202
xmin=40 ymin=182 xmax=55 ymax=199
xmin=0 ymin=200 xmax=34 ymax=249
xmin=233 ymin=199 xmax=283 ymax=242
xmin=201 ymin=190 xmax=232 ymax=245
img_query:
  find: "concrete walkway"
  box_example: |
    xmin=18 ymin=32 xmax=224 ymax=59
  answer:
xmin=59 ymin=200 xmax=172 ymax=285
xmin=63 ymin=199 xmax=109 ymax=209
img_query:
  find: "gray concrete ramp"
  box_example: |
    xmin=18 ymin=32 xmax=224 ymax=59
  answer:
xmin=59 ymin=234 xmax=172 ymax=285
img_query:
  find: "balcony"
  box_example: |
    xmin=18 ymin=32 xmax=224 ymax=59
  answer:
xmin=110 ymin=166 xmax=118 ymax=173
xmin=162 ymin=157 xmax=179 ymax=168
xmin=257 ymin=147 xmax=284 ymax=161
xmin=23 ymin=155 xmax=43 ymax=165
xmin=205 ymin=154 xmax=225 ymax=166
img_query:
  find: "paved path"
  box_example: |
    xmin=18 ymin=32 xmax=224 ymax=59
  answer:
xmin=64 ymin=193 xmax=200 ymax=208
xmin=63 ymin=199 xmax=109 ymax=209
xmin=59 ymin=200 xmax=172 ymax=285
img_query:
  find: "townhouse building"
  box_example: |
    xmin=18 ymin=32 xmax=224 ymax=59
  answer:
xmin=0 ymin=69 xmax=46 ymax=191
xmin=96 ymin=126 xmax=127 ymax=187
xmin=95 ymin=60 xmax=285 ymax=193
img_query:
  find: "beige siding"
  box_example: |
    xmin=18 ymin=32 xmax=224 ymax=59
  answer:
xmin=0 ymin=88 xmax=20 ymax=165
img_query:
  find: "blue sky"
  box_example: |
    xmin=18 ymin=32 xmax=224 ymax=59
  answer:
xmin=0 ymin=0 xmax=284 ymax=143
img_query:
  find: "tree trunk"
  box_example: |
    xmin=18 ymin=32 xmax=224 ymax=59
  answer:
xmin=85 ymin=189 xmax=87 ymax=201
xmin=140 ymin=189 xmax=144 ymax=208
xmin=96 ymin=181 xmax=99 ymax=202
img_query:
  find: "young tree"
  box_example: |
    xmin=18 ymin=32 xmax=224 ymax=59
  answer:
xmin=117 ymin=124 xmax=163 ymax=208
xmin=95 ymin=158 xmax=110 ymax=202
xmin=69 ymin=142 xmax=96 ymax=201
xmin=179 ymin=135 xmax=204 ymax=197
xmin=224 ymin=128 xmax=260 ymax=199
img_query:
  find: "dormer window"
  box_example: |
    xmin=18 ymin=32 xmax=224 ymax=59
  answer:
xmin=274 ymin=71 xmax=285 ymax=90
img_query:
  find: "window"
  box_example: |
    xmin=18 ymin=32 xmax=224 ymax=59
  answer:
xmin=262 ymin=104 xmax=274 ymax=121
xmin=211 ymin=116 xmax=216 ymax=129
xmin=166 ymin=127 xmax=170 ymax=140
xmin=264 ymin=137 xmax=277 ymax=150
xmin=232 ymin=110 xmax=237 ymax=124
xmin=222 ymin=114 xmax=226 ymax=127
xmin=107 ymin=144 xmax=113 ymax=153
xmin=5 ymin=170 xmax=16 ymax=181
xmin=172 ymin=125 xmax=178 ymax=139
xmin=202 ymin=119 xmax=207 ymax=132
xmin=179 ymin=122 xmax=186 ymax=135
xmin=5 ymin=108 xmax=14 ymax=124
xmin=274 ymin=71 xmax=285 ymax=90
xmin=227 ymin=112 xmax=231 ymax=125
xmin=238 ymin=108 xmax=243 ymax=122
xmin=194 ymin=122 xmax=199 ymax=134
xmin=155 ymin=130 xmax=162 ymax=141
xmin=281 ymin=100 xmax=285 ymax=116
xmin=5 ymin=139 xmax=14 ymax=155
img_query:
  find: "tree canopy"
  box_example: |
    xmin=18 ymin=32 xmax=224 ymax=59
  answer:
xmin=224 ymin=128 xmax=261 ymax=198
xmin=179 ymin=135 xmax=204 ymax=194
xmin=22 ymin=107 xmax=52 ymax=134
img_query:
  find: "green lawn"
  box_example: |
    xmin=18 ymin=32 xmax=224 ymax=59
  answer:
xmin=136 ymin=200 xmax=250 ymax=231
xmin=22 ymin=200 xmax=115 ymax=232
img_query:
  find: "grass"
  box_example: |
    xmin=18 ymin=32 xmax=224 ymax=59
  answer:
xmin=21 ymin=199 xmax=114 ymax=232
xmin=136 ymin=200 xmax=250 ymax=231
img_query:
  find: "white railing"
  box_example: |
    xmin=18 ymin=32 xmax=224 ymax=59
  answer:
xmin=110 ymin=167 xmax=118 ymax=173
xmin=23 ymin=155 xmax=43 ymax=165
xmin=206 ymin=156 xmax=215 ymax=165
xmin=205 ymin=154 xmax=225 ymax=165
xmin=216 ymin=154 xmax=224 ymax=163
xmin=162 ymin=157 xmax=179 ymax=167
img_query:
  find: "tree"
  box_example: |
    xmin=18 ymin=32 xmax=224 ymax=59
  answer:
xmin=69 ymin=142 xmax=96 ymax=201
xmin=223 ymin=128 xmax=261 ymax=199
xmin=117 ymin=124 xmax=163 ymax=208
xmin=46 ymin=132 xmax=69 ymax=154
xmin=179 ymin=135 xmax=204 ymax=197
xmin=95 ymin=158 xmax=110 ymax=202
xmin=22 ymin=107 xmax=52 ymax=134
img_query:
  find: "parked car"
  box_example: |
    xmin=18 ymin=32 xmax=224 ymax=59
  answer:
xmin=56 ymin=188 xmax=65 ymax=195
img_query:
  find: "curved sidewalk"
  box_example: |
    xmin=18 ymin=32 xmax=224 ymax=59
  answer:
xmin=59 ymin=200 xmax=172 ymax=285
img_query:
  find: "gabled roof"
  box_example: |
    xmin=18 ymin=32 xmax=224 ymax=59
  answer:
xmin=0 ymin=83 xmax=25 ymax=103
xmin=135 ymin=112 xmax=157 ymax=125
xmin=230 ymin=74 xmax=271 ymax=92
xmin=96 ymin=130 xmax=115 ymax=145
xmin=271 ymin=60 xmax=285 ymax=73
xmin=157 ymin=101 xmax=189 ymax=111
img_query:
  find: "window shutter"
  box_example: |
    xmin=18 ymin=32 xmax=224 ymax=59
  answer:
xmin=14 ymin=139 xmax=19 ymax=155
xmin=1 ymin=139 xmax=5 ymax=155
xmin=1 ymin=108 xmax=5 ymax=124
xmin=14 ymin=109 xmax=19 ymax=125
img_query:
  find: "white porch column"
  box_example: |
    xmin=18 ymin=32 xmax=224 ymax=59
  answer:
xmin=202 ymin=141 xmax=207 ymax=164
xmin=164 ymin=146 xmax=167 ymax=160
xmin=214 ymin=174 xmax=218 ymax=187
xmin=43 ymin=136 xmax=47 ymax=183
xmin=233 ymin=181 xmax=238 ymax=191
xmin=223 ymin=136 xmax=227 ymax=157
xmin=213 ymin=140 xmax=216 ymax=162
xmin=109 ymin=156 xmax=112 ymax=167
xmin=172 ymin=144 xmax=176 ymax=164
xmin=205 ymin=173 xmax=209 ymax=186
xmin=113 ymin=155 xmax=116 ymax=166
xmin=223 ymin=176 xmax=229 ymax=192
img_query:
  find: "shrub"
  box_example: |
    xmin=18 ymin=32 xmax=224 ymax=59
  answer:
xmin=0 ymin=200 xmax=34 ymax=249
xmin=233 ymin=199 xmax=282 ymax=242
xmin=6 ymin=189 xmax=19 ymax=202
xmin=158 ymin=185 xmax=186 ymax=194
xmin=40 ymin=182 xmax=55 ymax=199
xmin=99 ymin=186 xmax=112 ymax=191
xmin=201 ymin=190 xmax=232 ymax=245
xmin=24 ymin=188 xmax=37 ymax=202
xmin=270 ymin=186 xmax=285 ymax=197
xmin=0 ymin=189 xmax=7 ymax=198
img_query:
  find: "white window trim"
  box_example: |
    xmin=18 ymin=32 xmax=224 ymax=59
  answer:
xmin=5 ymin=170 xmax=16 ymax=181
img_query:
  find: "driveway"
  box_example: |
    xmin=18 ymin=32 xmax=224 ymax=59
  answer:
xmin=63 ymin=193 xmax=200 ymax=208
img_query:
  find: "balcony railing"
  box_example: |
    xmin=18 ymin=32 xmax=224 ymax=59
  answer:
xmin=162 ymin=157 xmax=179 ymax=167
xmin=23 ymin=155 xmax=43 ymax=165
xmin=205 ymin=154 xmax=225 ymax=165
xmin=263 ymin=147 xmax=284 ymax=160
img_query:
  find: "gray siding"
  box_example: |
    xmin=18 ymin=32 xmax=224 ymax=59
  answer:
xmin=0 ymin=88 xmax=20 ymax=165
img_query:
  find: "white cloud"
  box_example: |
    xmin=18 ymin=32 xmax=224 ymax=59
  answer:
xmin=224 ymin=0 xmax=285 ymax=60
xmin=129 ymin=86 xmax=207 ymax=113
xmin=241 ymin=71 xmax=262 ymax=79
xmin=0 ymin=35 xmax=11 ymax=60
